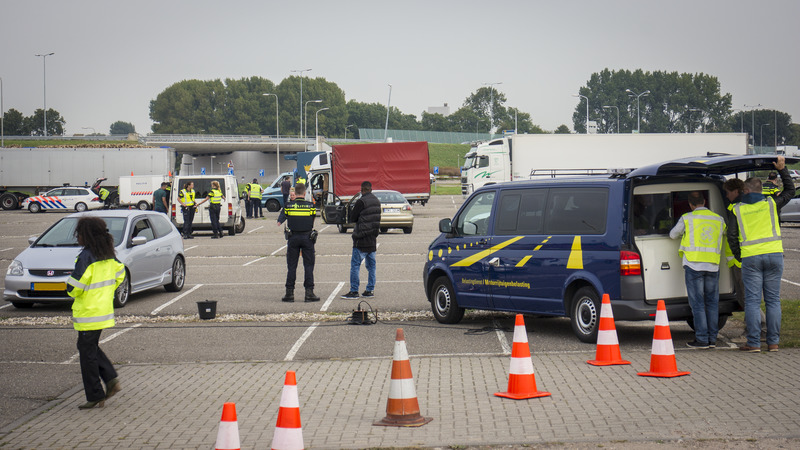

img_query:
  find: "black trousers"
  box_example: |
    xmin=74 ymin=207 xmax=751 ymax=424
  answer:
xmin=209 ymin=204 xmax=222 ymax=235
xmin=251 ymin=198 xmax=263 ymax=217
xmin=286 ymin=233 xmax=315 ymax=289
xmin=77 ymin=330 xmax=117 ymax=402
xmin=182 ymin=206 xmax=195 ymax=236
xmin=245 ymin=197 xmax=252 ymax=218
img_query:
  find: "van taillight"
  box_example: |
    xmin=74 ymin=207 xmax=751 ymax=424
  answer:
xmin=228 ymin=203 xmax=232 ymax=216
xmin=171 ymin=204 xmax=176 ymax=218
xmin=620 ymin=251 xmax=641 ymax=276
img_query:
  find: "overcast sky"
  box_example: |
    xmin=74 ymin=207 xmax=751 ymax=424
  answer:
xmin=2 ymin=0 xmax=798 ymax=135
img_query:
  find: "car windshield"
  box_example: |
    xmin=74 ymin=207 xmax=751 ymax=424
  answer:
xmin=374 ymin=191 xmax=406 ymax=204
xmin=34 ymin=217 xmax=127 ymax=248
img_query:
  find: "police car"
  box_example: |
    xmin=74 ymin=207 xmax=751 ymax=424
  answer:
xmin=22 ymin=187 xmax=105 ymax=213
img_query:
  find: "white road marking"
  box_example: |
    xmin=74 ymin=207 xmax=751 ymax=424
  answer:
xmin=320 ymin=282 xmax=345 ymax=312
xmin=376 ymin=243 xmax=381 ymax=249
xmin=782 ymin=278 xmax=800 ymax=287
xmin=63 ymin=324 xmax=143 ymax=364
xmin=150 ymin=284 xmax=203 ymax=315
xmin=270 ymin=244 xmax=287 ymax=256
xmin=0 ymin=247 xmax=13 ymax=252
xmin=247 ymin=225 xmax=264 ymax=234
xmin=0 ymin=303 xmax=12 ymax=310
xmin=493 ymin=319 xmax=512 ymax=355
xmin=243 ymin=256 xmax=266 ymax=267
xmin=184 ymin=245 xmax=198 ymax=251
xmin=284 ymin=322 xmax=319 ymax=361
xmin=320 ymin=225 xmax=331 ymax=232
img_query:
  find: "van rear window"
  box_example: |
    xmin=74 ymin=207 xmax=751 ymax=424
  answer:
xmin=176 ymin=178 xmax=227 ymax=199
xmin=633 ymin=190 xmax=708 ymax=236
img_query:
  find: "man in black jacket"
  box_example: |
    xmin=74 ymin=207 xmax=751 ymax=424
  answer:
xmin=342 ymin=181 xmax=381 ymax=299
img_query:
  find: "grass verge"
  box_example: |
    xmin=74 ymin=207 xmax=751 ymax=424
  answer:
xmin=729 ymin=299 xmax=800 ymax=347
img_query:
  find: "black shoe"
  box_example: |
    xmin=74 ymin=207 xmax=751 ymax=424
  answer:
xmin=105 ymin=378 xmax=121 ymax=400
xmin=305 ymin=289 xmax=320 ymax=302
xmin=211 ymin=235 xmax=219 ymax=239
xmin=184 ymin=235 xmax=194 ymax=239
xmin=218 ymin=233 xmax=223 ymax=239
xmin=281 ymin=289 xmax=294 ymax=302
xmin=686 ymin=340 xmax=709 ymax=349
xmin=361 ymin=290 xmax=374 ymax=298
xmin=341 ymin=291 xmax=359 ymax=299
xmin=78 ymin=399 xmax=104 ymax=409
xmin=708 ymin=342 xmax=716 ymax=348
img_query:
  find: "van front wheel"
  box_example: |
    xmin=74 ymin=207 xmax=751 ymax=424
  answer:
xmin=570 ymin=286 xmax=600 ymax=343
xmin=430 ymin=276 xmax=464 ymax=324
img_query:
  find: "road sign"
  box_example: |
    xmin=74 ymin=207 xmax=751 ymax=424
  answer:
xmin=228 ymin=168 xmax=234 ymax=176
xmin=259 ymin=169 xmax=265 ymax=177
xmin=433 ymin=166 xmax=439 ymax=175
xmin=201 ymin=168 xmax=206 ymax=175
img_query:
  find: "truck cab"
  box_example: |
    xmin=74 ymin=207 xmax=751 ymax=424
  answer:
xmin=461 ymin=139 xmax=511 ymax=196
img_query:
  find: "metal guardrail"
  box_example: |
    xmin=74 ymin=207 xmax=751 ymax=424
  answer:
xmin=2 ymin=135 xmax=130 ymax=141
xmin=139 ymin=134 xmax=310 ymax=144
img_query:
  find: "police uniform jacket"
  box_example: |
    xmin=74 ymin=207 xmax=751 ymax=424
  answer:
xmin=67 ymin=249 xmax=125 ymax=331
xmin=279 ymin=199 xmax=316 ymax=232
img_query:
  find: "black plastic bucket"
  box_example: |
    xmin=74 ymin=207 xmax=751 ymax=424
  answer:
xmin=197 ymin=300 xmax=217 ymax=320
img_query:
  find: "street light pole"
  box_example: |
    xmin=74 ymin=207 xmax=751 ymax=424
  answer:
xmin=744 ymin=104 xmax=762 ymax=149
xmin=760 ymin=123 xmax=770 ymax=148
xmin=35 ymin=52 xmax=55 ymax=136
xmin=344 ymin=124 xmax=353 ymax=140
xmin=304 ymin=99 xmax=322 ymax=143
xmin=0 ymin=76 xmax=4 ymax=147
xmin=688 ymin=108 xmax=703 ymax=133
xmin=602 ymin=105 xmax=619 ymax=133
xmin=482 ymin=82 xmax=502 ymax=133
xmin=291 ymin=68 xmax=312 ymax=139
xmin=384 ymin=84 xmax=392 ymax=142
xmin=625 ymin=89 xmax=650 ymax=133
xmin=573 ymin=94 xmax=588 ymax=134
xmin=315 ymin=107 xmax=329 ymax=151
xmin=263 ymin=93 xmax=280 ymax=176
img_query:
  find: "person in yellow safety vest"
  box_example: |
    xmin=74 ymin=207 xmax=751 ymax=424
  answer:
xmin=248 ymin=178 xmax=264 ymax=218
xmin=178 ymin=182 xmax=197 ymax=239
xmin=199 ymin=180 xmax=225 ymax=239
xmin=761 ymin=172 xmax=781 ymax=196
xmin=669 ymin=191 xmax=726 ymax=349
xmin=728 ymin=155 xmax=795 ymax=353
xmin=66 ymin=217 xmax=126 ymax=409
xmin=97 ymin=187 xmax=112 ymax=209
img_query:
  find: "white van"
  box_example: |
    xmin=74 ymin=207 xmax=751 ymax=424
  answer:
xmin=170 ymin=175 xmax=245 ymax=235
xmin=119 ymin=175 xmax=171 ymax=210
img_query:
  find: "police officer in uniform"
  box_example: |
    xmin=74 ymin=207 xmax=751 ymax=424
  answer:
xmin=200 ymin=180 xmax=225 ymax=239
xmin=248 ymin=178 xmax=264 ymax=218
xmin=276 ymin=183 xmax=320 ymax=302
xmin=178 ymin=181 xmax=197 ymax=239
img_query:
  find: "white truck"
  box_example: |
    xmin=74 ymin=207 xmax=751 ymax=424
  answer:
xmin=460 ymin=133 xmax=750 ymax=195
xmin=118 ymin=175 xmax=171 ymax=210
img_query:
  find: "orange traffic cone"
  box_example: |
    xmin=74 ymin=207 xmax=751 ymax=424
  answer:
xmin=638 ymin=300 xmax=690 ymax=378
xmin=214 ymin=402 xmax=240 ymax=450
xmin=374 ymin=328 xmax=433 ymax=427
xmin=270 ymin=370 xmax=304 ymax=450
xmin=495 ymin=314 xmax=551 ymax=399
xmin=587 ymin=294 xmax=631 ymax=366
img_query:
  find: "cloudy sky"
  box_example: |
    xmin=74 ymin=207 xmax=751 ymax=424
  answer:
xmin=1 ymin=0 xmax=798 ymax=135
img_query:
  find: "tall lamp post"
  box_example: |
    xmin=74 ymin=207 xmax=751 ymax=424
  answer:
xmin=573 ymin=94 xmax=588 ymax=134
xmin=732 ymin=109 xmax=744 ymax=132
xmin=625 ymin=89 xmax=649 ymax=133
xmin=383 ymin=84 xmax=392 ymax=142
xmin=35 ymin=52 xmax=55 ymax=136
xmin=760 ymin=123 xmax=770 ymax=148
xmin=602 ymin=105 xmax=619 ymax=133
xmin=263 ymin=93 xmax=280 ymax=176
xmin=483 ymin=81 xmax=503 ymax=133
xmin=315 ymin=107 xmax=329 ymax=151
xmin=744 ymin=104 xmax=762 ymax=148
xmin=304 ymin=99 xmax=322 ymax=143
xmin=344 ymin=124 xmax=353 ymax=140
xmin=1 ymin=76 xmax=4 ymax=147
xmin=291 ymin=68 xmax=312 ymax=139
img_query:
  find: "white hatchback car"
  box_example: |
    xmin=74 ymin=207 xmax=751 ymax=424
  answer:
xmin=22 ymin=187 xmax=104 ymax=213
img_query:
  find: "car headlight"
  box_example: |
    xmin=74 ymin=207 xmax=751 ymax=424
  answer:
xmin=7 ymin=260 xmax=23 ymax=276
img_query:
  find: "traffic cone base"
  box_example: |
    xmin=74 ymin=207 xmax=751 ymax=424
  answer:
xmin=587 ymin=294 xmax=631 ymax=366
xmin=374 ymin=329 xmax=432 ymax=427
xmin=495 ymin=314 xmax=551 ymax=400
xmin=214 ymin=402 xmax=240 ymax=450
xmin=637 ymin=300 xmax=690 ymax=378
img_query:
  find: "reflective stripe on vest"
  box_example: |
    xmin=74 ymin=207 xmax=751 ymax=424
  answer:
xmin=73 ymin=313 xmax=115 ymax=324
xmin=180 ymin=189 xmax=195 ymax=206
xmin=284 ymin=204 xmax=316 ymax=216
xmin=248 ymin=184 xmax=262 ymax=199
xmin=678 ymin=210 xmax=725 ymax=264
xmin=69 ymin=260 xmax=124 ymax=331
xmin=210 ymin=189 xmax=223 ymax=204
xmin=733 ymin=197 xmax=782 ymax=257
xmin=99 ymin=188 xmax=109 ymax=200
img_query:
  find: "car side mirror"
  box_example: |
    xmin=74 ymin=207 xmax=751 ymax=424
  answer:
xmin=439 ymin=218 xmax=453 ymax=234
xmin=131 ymin=236 xmax=147 ymax=246
xmin=28 ymin=237 xmax=37 ymax=246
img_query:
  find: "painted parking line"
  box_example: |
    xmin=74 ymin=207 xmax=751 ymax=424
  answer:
xmin=493 ymin=318 xmax=512 ymax=355
xmin=243 ymin=257 xmax=266 ymax=267
xmin=320 ymin=225 xmax=331 ymax=232
xmin=782 ymin=278 xmax=800 ymax=287
xmin=0 ymin=247 xmax=13 ymax=252
xmin=270 ymin=245 xmax=287 ymax=256
xmin=0 ymin=303 xmax=12 ymax=310
xmin=320 ymin=282 xmax=345 ymax=312
xmin=247 ymin=225 xmax=264 ymax=234
xmin=150 ymin=284 xmax=203 ymax=315
xmin=284 ymin=322 xmax=319 ymax=361
xmin=184 ymin=245 xmax=199 ymax=252
xmin=63 ymin=324 xmax=143 ymax=364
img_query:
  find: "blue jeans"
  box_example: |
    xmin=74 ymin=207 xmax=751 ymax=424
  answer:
xmin=350 ymin=248 xmax=376 ymax=292
xmin=684 ymin=266 xmax=720 ymax=345
xmin=742 ymin=253 xmax=783 ymax=347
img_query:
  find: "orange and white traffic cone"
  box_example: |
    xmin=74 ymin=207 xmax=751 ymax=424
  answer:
xmin=637 ymin=300 xmax=690 ymax=378
xmin=587 ymin=294 xmax=631 ymax=366
xmin=270 ymin=370 xmax=304 ymax=450
xmin=214 ymin=402 xmax=240 ymax=450
xmin=374 ymin=328 xmax=433 ymax=427
xmin=495 ymin=314 xmax=551 ymax=400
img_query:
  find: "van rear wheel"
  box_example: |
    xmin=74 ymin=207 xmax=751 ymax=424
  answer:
xmin=686 ymin=314 xmax=729 ymax=331
xmin=430 ymin=276 xmax=464 ymax=324
xmin=570 ymin=286 xmax=600 ymax=343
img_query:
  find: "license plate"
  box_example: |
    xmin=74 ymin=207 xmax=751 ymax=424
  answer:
xmin=31 ymin=282 xmax=67 ymax=291
xmin=383 ymin=208 xmax=401 ymax=213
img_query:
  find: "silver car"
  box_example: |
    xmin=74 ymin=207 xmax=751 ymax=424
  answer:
xmin=4 ymin=210 xmax=185 ymax=309
xmin=780 ymin=192 xmax=800 ymax=223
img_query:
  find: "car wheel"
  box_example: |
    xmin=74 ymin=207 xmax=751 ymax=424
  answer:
xmin=403 ymin=227 xmax=412 ymax=234
xmin=337 ymin=224 xmax=348 ymax=233
xmin=28 ymin=202 xmax=41 ymax=213
xmin=430 ymin=276 xmax=465 ymax=324
xmin=75 ymin=202 xmax=88 ymax=212
xmin=1 ymin=193 xmax=19 ymax=210
xmin=11 ymin=301 xmax=34 ymax=309
xmin=165 ymin=256 xmax=186 ymax=292
xmin=379 ymin=227 xmax=388 ymax=233
xmin=686 ymin=314 xmax=729 ymax=331
xmin=137 ymin=200 xmax=150 ymax=210
xmin=266 ymin=199 xmax=281 ymax=212
xmin=570 ymin=286 xmax=600 ymax=343
xmin=232 ymin=216 xmax=244 ymax=235
xmin=113 ymin=272 xmax=130 ymax=308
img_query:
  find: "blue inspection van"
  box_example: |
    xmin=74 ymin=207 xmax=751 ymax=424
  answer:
xmin=423 ymin=154 xmax=795 ymax=342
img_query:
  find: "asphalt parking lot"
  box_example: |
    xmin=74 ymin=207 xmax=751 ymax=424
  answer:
xmin=2 ymin=196 xmax=800 ymax=435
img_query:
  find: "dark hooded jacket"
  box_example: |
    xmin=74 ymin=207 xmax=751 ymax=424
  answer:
xmin=351 ymin=192 xmax=381 ymax=252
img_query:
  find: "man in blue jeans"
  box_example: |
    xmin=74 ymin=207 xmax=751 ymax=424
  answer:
xmin=728 ymin=156 xmax=795 ymax=353
xmin=342 ymin=181 xmax=381 ymax=299
xmin=669 ymin=191 xmax=726 ymax=349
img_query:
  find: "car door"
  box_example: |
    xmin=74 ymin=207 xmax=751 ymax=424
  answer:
xmin=321 ymin=192 xmax=348 ymax=224
xmin=124 ymin=217 xmax=161 ymax=290
xmin=41 ymin=188 xmax=68 ymax=210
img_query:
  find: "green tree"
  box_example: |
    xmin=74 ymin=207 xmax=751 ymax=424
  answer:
xmin=554 ymin=124 xmax=571 ymax=134
xmin=729 ymin=109 xmax=792 ymax=147
xmin=345 ymin=100 xmax=389 ymax=137
xmin=448 ymin=106 xmax=482 ymax=133
xmin=26 ymin=108 xmax=65 ymax=136
xmin=2 ymin=108 xmax=25 ymax=135
xmin=496 ymin=107 xmax=545 ymax=134
xmin=463 ymin=87 xmax=507 ymax=130
xmin=787 ymin=123 xmax=800 ymax=147
xmin=420 ymin=111 xmax=451 ymax=132
xmin=150 ymin=79 xmax=225 ymax=133
xmin=110 ymin=121 xmax=135 ymax=135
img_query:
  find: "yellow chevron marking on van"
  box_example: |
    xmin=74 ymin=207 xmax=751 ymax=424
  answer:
xmin=451 ymin=236 xmax=524 ymax=267
xmin=566 ymin=236 xmax=583 ymax=269
xmin=517 ymin=236 xmax=552 ymax=267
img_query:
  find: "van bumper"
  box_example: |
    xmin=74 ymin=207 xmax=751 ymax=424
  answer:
xmin=612 ymin=296 xmax=740 ymax=321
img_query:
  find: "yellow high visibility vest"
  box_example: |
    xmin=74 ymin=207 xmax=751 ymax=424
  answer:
xmin=209 ymin=188 xmax=223 ymax=204
xmin=678 ymin=209 xmax=725 ymax=264
xmin=68 ymin=258 xmax=125 ymax=331
xmin=180 ymin=189 xmax=195 ymax=206
xmin=248 ymin=183 xmax=262 ymax=199
xmin=733 ymin=197 xmax=783 ymax=258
